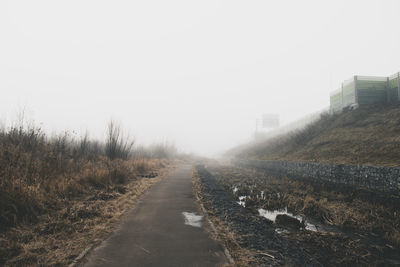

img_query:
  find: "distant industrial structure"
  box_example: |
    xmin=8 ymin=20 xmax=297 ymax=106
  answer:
xmin=254 ymin=113 xmax=280 ymax=140
xmin=254 ymin=110 xmax=325 ymax=141
xmin=330 ymin=71 xmax=400 ymax=113
xmin=261 ymin=114 xmax=280 ymax=129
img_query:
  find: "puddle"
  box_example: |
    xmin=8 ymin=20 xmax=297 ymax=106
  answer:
xmin=182 ymin=212 xmax=203 ymax=228
xmin=233 ymin=187 xmax=333 ymax=233
xmin=275 ymin=228 xmax=290 ymax=234
xmin=258 ymin=208 xmax=319 ymax=232
xmin=237 ymin=196 xmax=246 ymax=207
xmin=229 ymin=184 xmax=400 ymax=265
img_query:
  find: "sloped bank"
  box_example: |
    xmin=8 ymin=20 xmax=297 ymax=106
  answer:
xmin=233 ymin=159 xmax=400 ymax=195
xmin=195 ymin=165 xmax=321 ymax=266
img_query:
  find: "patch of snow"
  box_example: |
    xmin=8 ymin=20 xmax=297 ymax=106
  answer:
xmin=182 ymin=212 xmax=203 ymax=228
xmin=275 ymin=228 xmax=289 ymax=234
xmin=258 ymin=208 xmax=319 ymax=232
xmin=237 ymin=196 xmax=247 ymax=207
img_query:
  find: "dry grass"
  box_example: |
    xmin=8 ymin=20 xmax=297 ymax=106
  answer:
xmin=0 ymin=122 xmax=178 ymax=265
xmin=212 ymin=166 xmax=400 ymax=247
xmin=0 ymin=160 xmax=176 ymax=266
xmin=192 ymin=170 xmax=264 ymax=267
xmin=234 ymin=104 xmax=400 ymax=166
xmin=281 ymin=231 xmax=385 ymax=266
xmin=209 ymin=165 xmax=400 ymax=266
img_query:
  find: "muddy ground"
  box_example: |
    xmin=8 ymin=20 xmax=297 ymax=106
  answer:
xmin=196 ymin=164 xmax=400 ymax=266
xmin=195 ymin=165 xmax=321 ymax=266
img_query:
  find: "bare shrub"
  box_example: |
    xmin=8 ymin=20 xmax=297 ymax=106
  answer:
xmin=132 ymin=142 xmax=177 ymax=159
xmin=72 ymin=133 xmax=104 ymax=160
xmin=150 ymin=141 xmax=177 ymax=158
xmin=105 ymin=120 xmax=134 ymax=160
xmin=0 ymin=116 xmax=172 ymax=234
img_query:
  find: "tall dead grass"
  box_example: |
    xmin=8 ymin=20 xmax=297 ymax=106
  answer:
xmin=0 ymin=121 xmax=173 ymax=233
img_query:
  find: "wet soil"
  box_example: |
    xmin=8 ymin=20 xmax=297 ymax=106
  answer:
xmin=196 ymin=165 xmax=321 ymax=266
xmin=198 ymin=164 xmax=400 ymax=266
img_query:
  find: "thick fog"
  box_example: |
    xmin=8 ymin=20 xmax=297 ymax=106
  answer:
xmin=1 ymin=0 xmax=400 ymax=156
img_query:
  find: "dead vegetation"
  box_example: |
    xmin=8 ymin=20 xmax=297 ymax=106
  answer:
xmin=208 ymin=165 xmax=400 ymax=266
xmin=192 ymin=170 xmax=263 ymax=267
xmin=232 ymin=104 xmax=400 ymax=166
xmin=282 ymin=231 xmax=385 ymax=266
xmin=0 ymin=120 xmax=177 ymax=265
xmin=0 ymin=164 xmax=175 ymax=266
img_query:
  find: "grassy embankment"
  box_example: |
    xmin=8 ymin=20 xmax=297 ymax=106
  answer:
xmin=233 ymin=104 xmax=400 ymax=166
xmin=0 ymin=121 xmax=177 ymax=266
xmin=219 ymin=104 xmax=400 ymax=265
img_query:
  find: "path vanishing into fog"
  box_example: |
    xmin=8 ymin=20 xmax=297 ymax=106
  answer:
xmin=84 ymin=165 xmax=228 ymax=267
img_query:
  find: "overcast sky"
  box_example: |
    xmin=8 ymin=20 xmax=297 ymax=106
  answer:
xmin=1 ymin=0 xmax=400 ymax=156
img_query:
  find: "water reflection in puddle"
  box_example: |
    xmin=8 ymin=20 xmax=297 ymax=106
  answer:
xmin=182 ymin=212 xmax=203 ymax=228
xmin=237 ymin=196 xmax=246 ymax=207
xmin=275 ymin=228 xmax=290 ymax=234
xmin=234 ymin=188 xmax=327 ymax=233
xmin=258 ymin=208 xmax=319 ymax=232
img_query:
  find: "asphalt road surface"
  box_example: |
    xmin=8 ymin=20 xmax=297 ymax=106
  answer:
xmin=84 ymin=165 xmax=228 ymax=267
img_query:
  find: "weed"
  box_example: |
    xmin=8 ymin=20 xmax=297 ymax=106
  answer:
xmin=105 ymin=120 xmax=134 ymax=160
xmin=0 ymin=120 xmax=173 ymax=235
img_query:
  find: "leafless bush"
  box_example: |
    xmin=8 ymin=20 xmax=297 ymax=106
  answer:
xmin=150 ymin=141 xmax=177 ymax=158
xmin=132 ymin=145 xmax=151 ymax=158
xmin=0 ymin=119 xmax=166 ymax=232
xmin=105 ymin=120 xmax=135 ymax=160
xmin=131 ymin=142 xmax=177 ymax=159
xmin=77 ymin=132 xmax=90 ymax=156
xmin=72 ymin=133 xmax=104 ymax=160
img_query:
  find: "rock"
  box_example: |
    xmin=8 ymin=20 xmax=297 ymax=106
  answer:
xmin=275 ymin=214 xmax=302 ymax=229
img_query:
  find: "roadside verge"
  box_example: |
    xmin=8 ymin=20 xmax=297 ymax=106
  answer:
xmin=1 ymin=162 xmax=177 ymax=266
xmin=193 ymin=165 xmax=321 ymax=266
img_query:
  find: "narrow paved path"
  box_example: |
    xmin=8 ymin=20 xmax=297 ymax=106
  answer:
xmin=84 ymin=165 xmax=228 ymax=267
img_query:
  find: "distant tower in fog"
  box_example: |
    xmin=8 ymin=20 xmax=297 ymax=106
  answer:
xmin=261 ymin=114 xmax=280 ymax=129
xmin=254 ymin=114 xmax=280 ymax=140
